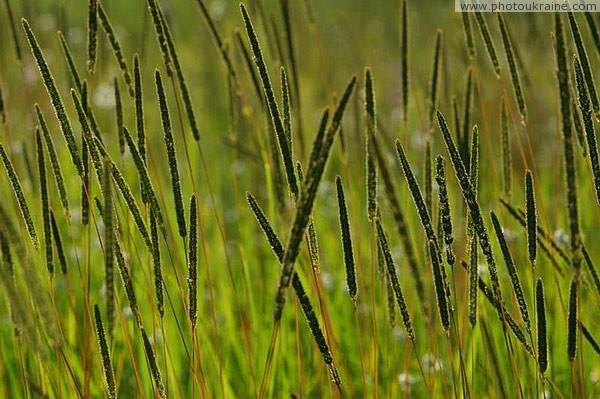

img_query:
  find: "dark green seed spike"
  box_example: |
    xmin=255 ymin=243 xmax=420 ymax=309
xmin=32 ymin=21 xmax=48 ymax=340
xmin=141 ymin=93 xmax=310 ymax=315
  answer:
xmin=235 ymin=29 xmax=263 ymax=106
xmin=555 ymin=14 xmax=582 ymax=272
xmin=72 ymin=89 xmax=104 ymax=187
xmin=273 ymin=76 xmax=356 ymax=322
xmin=365 ymin=67 xmax=378 ymax=221
xmin=245 ymin=191 xmax=339 ymax=378
xmin=81 ymin=85 xmax=90 ymax=226
xmin=158 ymin=6 xmax=201 ymax=141
xmin=108 ymin=155 xmax=152 ymax=250
xmin=146 ymin=0 xmax=173 ymax=76
xmin=140 ymin=327 xmax=166 ymax=398
xmin=474 ymin=12 xmax=501 ymax=77
xmin=459 ymin=261 xmax=534 ymax=356
xmin=114 ymin=232 xmax=140 ymax=326
xmin=241 ymin=3 xmax=298 ymax=198
xmin=281 ymin=67 xmax=292 ymax=156
xmin=536 ymin=278 xmax=548 ymax=374
xmin=400 ymin=0 xmax=409 ymax=121
xmin=93 ymin=305 xmax=116 ymax=399
xmin=427 ymin=30 xmax=442 ymax=129
xmin=461 ymin=68 xmax=473 ymax=165
xmin=297 ymin=163 xmax=320 ymax=273
xmin=23 ymin=19 xmax=83 ymax=177
xmin=462 ymin=12 xmax=476 ymax=60
xmin=574 ymin=56 xmax=600 ymax=205
xmin=50 ymin=211 xmax=67 ymax=275
xmin=0 ymin=144 xmax=39 ymax=250
xmin=3 ymin=0 xmax=21 ymax=61
xmin=87 ymin=0 xmax=98 ymax=74
xmin=188 ymin=194 xmax=198 ymax=328
xmin=35 ymin=129 xmax=53 ymax=273
xmin=150 ymin=211 xmax=164 ymax=318
xmin=567 ymin=278 xmax=578 ymax=362
xmin=424 ymin=142 xmax=432 ymax=216
xmin=429 ymin=240 xmax=450 ymax=332
xmin=525 ymin=170 xmax=537 ymax=265
xmin=568 ymin=11 xmax=600 ymax=118
xmin=122 ymin=126 xmax=165 ymax=233
xmin=452 ymin=96 xmax=462 ymax=148
xmin=97 ymin=1 xmax=134 ymax=96
xmin=336 ymin=176 xmax=357 ymax=301
xmin=133 ymin=55 xmax=147 ymax=165
xmin=436 ymin=156 xmax=452 ymax=245
xmin=113 ymin=78 xmax=125 ymax=155
xmin=501 ymin=99 xmax=512 ymax=200
xmin=581 ymin=323 xmax=600 ymax=356
xmin=155 ymin=70 xmax=186 ymax=238
xmin=0 ymin=231 xmax=13 ymax=276
xmin=582 ymin=245 xmax=600 ymax=297
xmin=584 ymin=12 xmax=600 ymax=56
xmin=386 ymin=276 xmax=396 ymax=329
xmin=436 ymin=111 xmax=504 ymax=315
xmin=572 ymin=98 xmax=587 ymax=157
xmin=57 ymin=32 xmax=83 ymax=94
xmin=436 ymin=156 xmax=455 ymax=265
xmin=498 ymin=13 xmax=527 ymax=123
xmin=370 ymin=134 xmax=426 ymax=316
xmin=468 ymin=238 xmax=478 ymax=327
xmin=395 ymin=141 xmax=439 ymax=254
xmin=376 ymin=219 xmax=415 ymax=341
xmin=466 ymin=126 xmax=479 ymax=251
xmin=102 ymin=160 xmax=115 ymax=338
xmin=490 ymin=211 xmax=530 ymax=333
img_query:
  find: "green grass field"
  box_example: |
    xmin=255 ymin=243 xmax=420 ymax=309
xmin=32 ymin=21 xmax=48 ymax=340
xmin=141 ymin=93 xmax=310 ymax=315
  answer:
xmin=0 ymin=0 xmax=600 ymax=397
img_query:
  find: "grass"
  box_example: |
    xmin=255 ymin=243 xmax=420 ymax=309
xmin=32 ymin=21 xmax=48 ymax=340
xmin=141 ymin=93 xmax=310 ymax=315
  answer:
xmin=0 ymin=1 xmax=600 ymax=397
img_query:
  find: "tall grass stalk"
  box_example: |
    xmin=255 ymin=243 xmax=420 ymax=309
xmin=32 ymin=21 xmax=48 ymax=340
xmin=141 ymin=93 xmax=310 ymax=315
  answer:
xmin=336 ymin=176 xmax=357 ymax=302
xmin=573 ymin=55 xmax=600 ymax=205
xmin=241 ymin=4 xmax=298 ymax=198
xmin=555 ymin=14 xmax=582 ymax=272
xmin=0 ymin=143 xmax=39 ymax=250
xmin=23 ymin=19 xmax=83 ymax=177
xmin=498 ymin=13 xmax=527 ymax=123
xmin=35 ymin=128 xmax=52 ymax=273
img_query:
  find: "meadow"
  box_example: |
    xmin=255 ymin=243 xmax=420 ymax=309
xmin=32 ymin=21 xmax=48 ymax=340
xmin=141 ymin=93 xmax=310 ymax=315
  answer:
xmin=0 ymin=0 xmax=599 ymax=397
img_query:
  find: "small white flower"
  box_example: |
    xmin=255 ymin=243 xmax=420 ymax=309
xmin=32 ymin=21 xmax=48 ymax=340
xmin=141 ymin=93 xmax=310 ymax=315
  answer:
xmin=149 ymin=330 xmax=163 ymax=346
xmin=398 ymin=372 xmax=417 ymax=385
xmin=477 ymin=263 xmax=488 ymax=275
xmin=320 ymin=270 xmax=335 ymax=291
xmin=392 ymin=326 xmax=407 ymax=342
xmin=122 ymin=307 xmax=133 ymax=320
xmin=422 ymin=354 xmax=443 ymax=372
xmin=93 ymin=83 xmax=116 ymax=109
xmin=553 ymin=229 xmax=569 ymax=247
xmin=502 ymin=227 xmax=516 ymax=242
